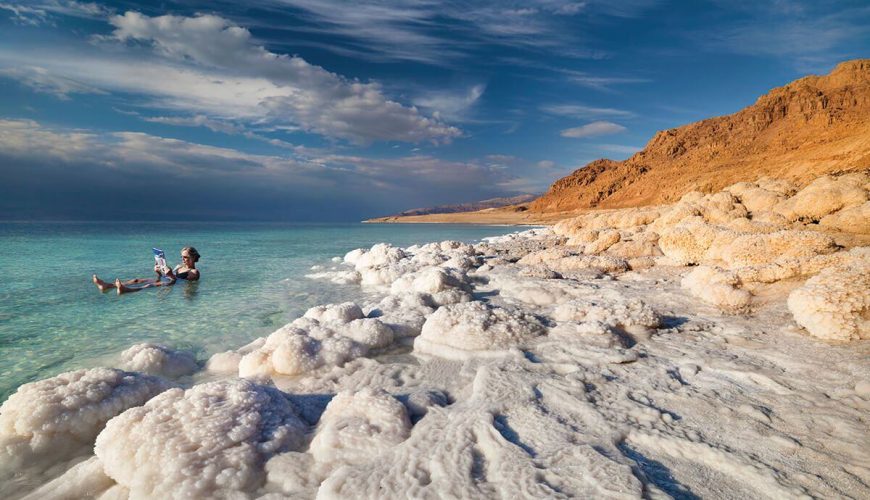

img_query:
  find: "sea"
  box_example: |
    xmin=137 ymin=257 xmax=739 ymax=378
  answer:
xmin=0 ymin=221 xmax=519 ymax=402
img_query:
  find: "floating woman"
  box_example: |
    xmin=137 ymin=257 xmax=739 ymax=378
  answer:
xmin=93 ymin=247 xmax=201 ymax=295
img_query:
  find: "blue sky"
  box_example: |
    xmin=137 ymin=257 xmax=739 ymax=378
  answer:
xmin=0 ymin=0 xmax=868 ymax=221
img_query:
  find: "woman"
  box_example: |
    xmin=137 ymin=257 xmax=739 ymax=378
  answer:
xmin=93 ymin=247 xmax=201 ymax=294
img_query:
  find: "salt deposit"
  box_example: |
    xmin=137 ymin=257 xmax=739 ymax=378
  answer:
xmin=3 ymin=173 xmax=869 ymax=499
xmin=0 ymin=368 xmax=170 ymax=495
xmin=94 ymin=379 xmax=307 ymax=498
xmin=118 ymin=343 xmax=199 ymax=378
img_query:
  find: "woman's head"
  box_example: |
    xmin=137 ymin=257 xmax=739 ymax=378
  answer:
xmin=181 ymin=246 xmax=200 ymax=264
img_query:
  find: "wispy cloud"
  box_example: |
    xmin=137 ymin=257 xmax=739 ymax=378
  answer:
xmin=0 ymin=11 xmax=461 ymax=144
xmin=597 ymin=143 xmax=642 ymax=155
xmin=0 ymin=0 xmax=111 ymax=25
xmin=260 ymin=0 xmax=658 ymax=64
xmin=540 ymin=103 xmax=635 ymax=119
xmin=699 ymin=2 xmax=870 ymax=70
xmin=0 ymin=65 xmax=106 ymax=99
xmin=413 ymin=84 xmax=486 ymax=122
xmin=560 ymin=121 xmax=626 ymax=138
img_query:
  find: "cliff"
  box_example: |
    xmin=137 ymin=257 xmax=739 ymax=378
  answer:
xmin=530 ymin=59 xmax=870 ymax=213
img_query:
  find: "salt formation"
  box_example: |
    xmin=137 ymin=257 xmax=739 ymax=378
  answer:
xmin=119 ymin=343 xmax=199 ymax=378
xmin=682 ymin=266 xmax=752 ymax=313
xmin=237 ymin=302 xmax=387 ymax=378
xmin=415 ymin=302 xmax=546 ymax=359
xmin=94 ymin=379 xmax=307 ymax=498
xmin=309 ymin=388 xmax=411 ymax=464
xmin=787 ymin=256 xmax=870 ymax=341
xmin=0 ymin=368 xmax=170 ymax=472
xmin=4 ymin=171 xmax=870 ymax=499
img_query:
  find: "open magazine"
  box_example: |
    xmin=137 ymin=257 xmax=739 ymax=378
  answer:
xmin=153 ymin=248 xmax=168 ymax=275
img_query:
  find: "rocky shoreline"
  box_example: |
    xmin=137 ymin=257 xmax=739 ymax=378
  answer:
xmin=1 ymin=172 xmax=868 ymax=499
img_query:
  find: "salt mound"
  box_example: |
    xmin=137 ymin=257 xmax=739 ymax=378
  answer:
xmin=774 ymin=173 xmax=868 ymax=222
xmin=119 ymin=343 xmax=199 ymax=378
xmin=551 ymin=297 xmax=660 ymax=331
xmin=94 ymin=379 xmax=307 ymax=498
xmin=309 ymin=388 xmax=411 ymax=465
xmin=366 ymin=293 xmax=436 ymax=339
xmin=415 ymin=302 xmax=545 ymax=359
xmin=0 ymin=368 xmax=171 ymax=470
xmin=819 ymin=201 xmax=870 ymax=233
xmin=518 ymin=248 xmax=628 ymax=273
xmin=682 ymin=266 xmax=752 ymax=313
xmin=787 ymin=257 xmax=870 ymax=341
xmin=238 ymin=303 xmax=394 ymax=378
xmin=304 ymin=302 xmax=365 ymax=323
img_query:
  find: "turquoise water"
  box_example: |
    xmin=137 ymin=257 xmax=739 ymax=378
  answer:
xmin=0 ymin=222 xmax=518 ymax=402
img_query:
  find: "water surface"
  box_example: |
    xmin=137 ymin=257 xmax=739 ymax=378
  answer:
xmin=0 ymin=222 xmax=518 ymax=401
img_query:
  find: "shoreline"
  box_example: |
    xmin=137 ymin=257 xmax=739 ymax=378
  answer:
xmin=2 ymin=173 xmax=868 ymax=498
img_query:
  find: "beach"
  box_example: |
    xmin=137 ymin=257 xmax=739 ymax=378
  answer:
xmin=1 ymin=173 xmax=868 ymax=499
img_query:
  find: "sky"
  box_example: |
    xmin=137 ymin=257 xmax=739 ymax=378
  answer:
xmin=0 ymin=1 xmax=868 ymax=221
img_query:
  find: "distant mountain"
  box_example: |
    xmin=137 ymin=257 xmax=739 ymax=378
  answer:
xmin=530 ymin=59 xmax=870 ymax=213
xmin=393 ymin=194 xmax=538 ymax=216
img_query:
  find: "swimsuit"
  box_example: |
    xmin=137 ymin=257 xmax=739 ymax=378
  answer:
xmin=174 ymin=267 xmax=191 ymax=280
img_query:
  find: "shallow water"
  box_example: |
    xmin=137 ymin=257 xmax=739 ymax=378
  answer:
xmin=0 ymin=221 xmax=518 ymax=402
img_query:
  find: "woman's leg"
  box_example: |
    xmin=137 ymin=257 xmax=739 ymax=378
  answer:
xmin=116 ymin=277 xmax=174 ymax=294
xmin=93 ymin=275 xmax=115 ymax=292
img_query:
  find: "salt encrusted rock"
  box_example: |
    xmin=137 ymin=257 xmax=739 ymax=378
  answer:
xmin=774 ymin=173 xmax=868 ymax=222
xmin=518 ymin=248 xmax=629 ymax=273
xmin=415 ymin=302 xmax=546 ymax=359
xmin=713 ymin=230 xmax=837 ymax=267
xmin=304 ymin=302 xmax=365 ymax=323
xmin=95 ymin=379 xmax=307 ymax=498
xmin=551 ymin=297 xmax=661 ymax=331
xmin=819 ymin=201 xmax=870 ymax=233
xmin=366 ymin=293 xmax=437 ymax=338
xmin=517 ymin=266 xmax=563 ymax=279
xmin=207 ymin=338 xmax=265 ymax=374
xmin=309 ymin=388 xmax=411 ymax=465
xmin=238 ymin=303 xmax=396 ymax=378
xmin=583 ymin=228 xmax=621 ymax=255
xmin=681 ymin=266 xmax=752 ymax=313
xmin=0 ymin=368 xmax=171 ymax=469
xmin=389 ymin=266 xmax=472 ymax=296
xmin=658 ymin=218 xmax=730 ymax=265
xmin=787 ymin=257 xmax=870 ymax=341
xmin=119 ymin=343 xmax=199 ymax=378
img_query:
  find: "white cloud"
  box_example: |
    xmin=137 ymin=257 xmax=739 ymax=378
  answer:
xmin=0 ymin=0 xmax=111 ymax=24
xmin=540 ymin=103 xmax=635 ymax=119
xmin=560 ymin=121 xmax=626 ymax=138
xmin=0 ymin=12 xmax=461 ymax=144
xmin=413 ymin=84 xmax=486 ymax=122
xmin=536 ymin=160 xmax=556 ymax=169
xmin=0 ymin=66 xmax=106 ymax=99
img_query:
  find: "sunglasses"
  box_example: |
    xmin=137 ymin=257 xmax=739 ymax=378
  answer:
xmin=181 ymin=255 xmax=191 ymax=259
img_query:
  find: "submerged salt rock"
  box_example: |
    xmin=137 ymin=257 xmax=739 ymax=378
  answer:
xmin=774 ymin=173 xmax=868 ymax=222
xmin=95 ymin=379 xmax=307 ymax=498
xmin=389 ymin=267 xmax=471 ymax=296
xmin=415 ymin=302 xmax=545 ymax=359
xmin=309 ymin=388 xmax=411 ymax=465
xmin=119 ymin=343 xmax=199 ymax=378
xmin=787 ymin=259 xmax=870 ymax=341
xmin=682 ymin=266 xmax=752 ymax=313
xmin=0 ymin=368 xmax=171 ymax=469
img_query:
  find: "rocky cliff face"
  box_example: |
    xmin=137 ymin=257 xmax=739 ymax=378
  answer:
xmin=530 ymin=59 xmax=870 ymax=213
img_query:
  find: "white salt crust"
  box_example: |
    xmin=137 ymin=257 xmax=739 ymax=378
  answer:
xmin=5 ymin=173 xmax=870 ymax=499
xmin=94 ymin=379 xmax=307 ymax=498
xmin=118 ymin=343 xmax=199 ymax=378
xmin=0 ymin=368 xmax=171 ymax=483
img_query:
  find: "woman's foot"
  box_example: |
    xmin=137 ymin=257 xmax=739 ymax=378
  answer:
xmin=115 ymin=278 xmax=130 ymax=295
xmin=93 ymin=274 xmax=113 ymax=292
